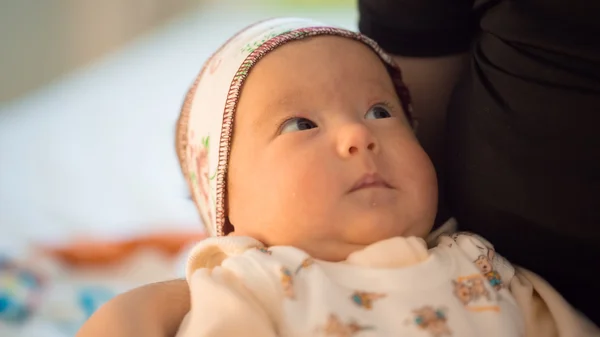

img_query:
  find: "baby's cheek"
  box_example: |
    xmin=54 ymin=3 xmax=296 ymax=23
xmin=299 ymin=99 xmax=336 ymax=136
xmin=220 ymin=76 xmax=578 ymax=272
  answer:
xmin=273 ymin=160 xmax=317 ymax=197
xmin=393 ymin=139 xmax=437 ymax=190
xmin=272 ymin=155 xmax=333 ymax=210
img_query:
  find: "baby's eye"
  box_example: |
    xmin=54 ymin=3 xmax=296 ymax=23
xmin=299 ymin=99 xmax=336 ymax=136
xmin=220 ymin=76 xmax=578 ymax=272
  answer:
xmin=280 ymin=117 xmax=318 ymax=134
xmin=365 ymin=105 xmax=392 ymax=119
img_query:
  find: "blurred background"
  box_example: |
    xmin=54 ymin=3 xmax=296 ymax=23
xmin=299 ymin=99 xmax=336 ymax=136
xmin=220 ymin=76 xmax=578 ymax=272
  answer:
xmin=0 ymin=0 xmax=355 ymax=335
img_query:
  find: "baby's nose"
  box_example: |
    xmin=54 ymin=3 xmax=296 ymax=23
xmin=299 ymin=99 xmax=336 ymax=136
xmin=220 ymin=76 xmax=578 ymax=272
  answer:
xmin=337 ymin=123 xmax=378 ymax=157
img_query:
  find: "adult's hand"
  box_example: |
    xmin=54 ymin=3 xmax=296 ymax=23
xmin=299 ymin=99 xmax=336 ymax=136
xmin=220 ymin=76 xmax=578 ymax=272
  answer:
xmin=77 ymin=279 xmax=190 ymax=337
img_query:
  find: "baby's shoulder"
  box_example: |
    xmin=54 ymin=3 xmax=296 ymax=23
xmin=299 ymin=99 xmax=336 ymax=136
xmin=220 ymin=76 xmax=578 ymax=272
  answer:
xmin=426 ymin=219 xmax=502 ymax=263
xmin=185 ymin=236 xmax=265 ymax=278
xmin=433 ymin=231 xmax=515 ymax=289
xmin=439 ymin=231 xmax=495 ymax=256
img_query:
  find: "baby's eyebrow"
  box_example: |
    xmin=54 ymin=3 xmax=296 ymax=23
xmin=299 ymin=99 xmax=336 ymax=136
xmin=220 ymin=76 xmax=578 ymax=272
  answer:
xmin=367 ymin=79 xmax=398 ymax=100
xmin=252 ymin=95 xmax=301 ymax=130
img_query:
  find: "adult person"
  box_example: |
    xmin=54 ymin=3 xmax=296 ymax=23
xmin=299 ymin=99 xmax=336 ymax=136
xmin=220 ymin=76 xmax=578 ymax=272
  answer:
xmin=77 ymin=1 xmax=600 ymax=336
xmin=359 ymin=0 xmax=600 ymax=323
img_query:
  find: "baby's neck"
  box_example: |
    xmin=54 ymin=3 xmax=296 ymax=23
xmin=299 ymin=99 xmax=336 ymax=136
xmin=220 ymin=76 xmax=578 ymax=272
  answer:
xmin=266 ymin=235 xmax=431 ymax=263
xmin=344 ymin=236 xmax=429 ymax=267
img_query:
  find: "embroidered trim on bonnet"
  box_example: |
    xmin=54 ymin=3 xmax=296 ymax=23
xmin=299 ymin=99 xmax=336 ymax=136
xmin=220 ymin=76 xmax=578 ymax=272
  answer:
xmin=176 ymin=19 xmax=270 ymax=232
xmin=177 ymin=25 xmax=413 ymax=237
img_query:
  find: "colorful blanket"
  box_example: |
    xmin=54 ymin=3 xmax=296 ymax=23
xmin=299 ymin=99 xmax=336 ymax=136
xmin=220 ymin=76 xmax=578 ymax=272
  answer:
xmin=0 ymin=233 xmax=201 ymax=337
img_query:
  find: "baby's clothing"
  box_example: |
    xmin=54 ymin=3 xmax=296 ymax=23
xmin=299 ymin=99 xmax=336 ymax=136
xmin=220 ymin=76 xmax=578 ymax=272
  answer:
xmin=176 ymin=228 xmax=598 ymax=337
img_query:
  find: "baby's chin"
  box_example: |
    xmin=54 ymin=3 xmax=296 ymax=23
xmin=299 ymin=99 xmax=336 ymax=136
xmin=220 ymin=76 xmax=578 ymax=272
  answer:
xmin=344 ymin=216 xmax=431 ymax=242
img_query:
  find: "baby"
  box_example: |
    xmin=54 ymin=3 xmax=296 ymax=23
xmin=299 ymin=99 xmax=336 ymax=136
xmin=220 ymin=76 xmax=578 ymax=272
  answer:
xmin=174 ymin=18 xmax=597 ymax=337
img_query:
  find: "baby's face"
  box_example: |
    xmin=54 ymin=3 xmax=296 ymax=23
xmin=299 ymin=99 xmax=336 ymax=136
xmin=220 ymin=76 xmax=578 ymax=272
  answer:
xmin=227 ymin=36 xmax=437 ymax=261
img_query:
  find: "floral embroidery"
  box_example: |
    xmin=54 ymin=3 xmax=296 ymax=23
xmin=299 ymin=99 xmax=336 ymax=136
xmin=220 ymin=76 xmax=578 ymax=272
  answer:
xmin=189 ymin=134 xmax=213 ymax=224
xmin=350 ymin=291 xmax=386 ymax=310
xmin=240 ymin=29 xmax=293 ymax=54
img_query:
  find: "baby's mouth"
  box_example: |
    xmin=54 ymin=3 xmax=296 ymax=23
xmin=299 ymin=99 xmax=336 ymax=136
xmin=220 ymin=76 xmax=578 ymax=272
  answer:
xmin=348 ymin=173 xmax=393 ymax=193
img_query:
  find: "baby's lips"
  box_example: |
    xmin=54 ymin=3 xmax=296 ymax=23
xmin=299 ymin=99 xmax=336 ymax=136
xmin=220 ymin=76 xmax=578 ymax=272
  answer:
xmin=348 ymin=172 xmax=392 ymax=193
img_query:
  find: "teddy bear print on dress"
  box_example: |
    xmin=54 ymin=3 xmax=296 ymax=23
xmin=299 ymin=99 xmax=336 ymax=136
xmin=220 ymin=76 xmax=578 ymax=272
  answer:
xmin=409 ymin=306 xmax=452 ymax=337
xmin=446 ymin=233 xmax=505 ymax=291
xmin=350 ymin=291 xmax=386 ymax=310
xmin=452 ymin=274 xmax=500 ymax=312
xmin=473 ymin=249 xmax=503 ymax=291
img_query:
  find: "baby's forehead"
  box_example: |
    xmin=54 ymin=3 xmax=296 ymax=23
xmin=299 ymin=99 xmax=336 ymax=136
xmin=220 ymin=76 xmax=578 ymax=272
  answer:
xmin=231 ymin=38 xmax=399 ymax=124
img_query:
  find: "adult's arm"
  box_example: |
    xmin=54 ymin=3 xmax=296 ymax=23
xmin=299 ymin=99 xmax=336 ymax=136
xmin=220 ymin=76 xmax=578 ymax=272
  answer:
xmin=358 ymin=0 xmax=474 ymax=169
xmin=76 ymin=279 xmax=190 ymax=337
